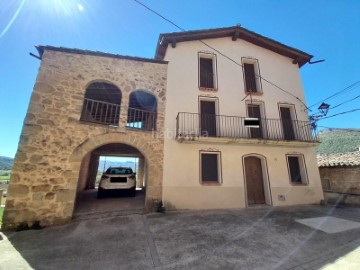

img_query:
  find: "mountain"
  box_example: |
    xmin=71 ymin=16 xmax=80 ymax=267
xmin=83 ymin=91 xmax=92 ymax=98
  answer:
xmin=316 ymin=128 xmax=360 ymax=154
xmin=98 ymin=160 xmax=136 ymax=172
xmin=0 ymin=156 xmax=14 ymax=170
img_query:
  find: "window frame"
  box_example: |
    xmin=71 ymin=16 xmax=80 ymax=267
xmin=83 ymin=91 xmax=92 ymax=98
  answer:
xmin=286 ymin=154 xmax=308 ymax=186
xmin=199 ymin=151 xmax=222 ymax=185
xmin=198 ymin=52 xmax=218 ymax=91
xmin=241 ymin=57 xmax=262 ymax=94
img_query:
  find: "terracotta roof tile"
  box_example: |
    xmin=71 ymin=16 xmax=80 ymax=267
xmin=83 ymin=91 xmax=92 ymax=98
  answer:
xmin=317 ymin=152 xmax=360 ymax=167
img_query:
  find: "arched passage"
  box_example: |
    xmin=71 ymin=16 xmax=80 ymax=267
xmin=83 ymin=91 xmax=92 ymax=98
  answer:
xmin=243 ymin=154 xmax=272 ymax=206
xmin=68 ymin=132 xmax=163 ymax=219
xmin=81 ymin=82 xmax=122 ymax=126
xmin=127 ymin=90 xmax=157 ymax=130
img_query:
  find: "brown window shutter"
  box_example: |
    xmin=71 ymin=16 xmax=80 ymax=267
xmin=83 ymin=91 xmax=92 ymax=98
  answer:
xmin=200 ymin=58 xmax=214 ymax=88
xmin=201 ymin=153 xmax=218 ymax=181
xmin=288 ymin=156 xmax=302 ymax=183
xmin=244 ymin=63 xmax=257 ymax=92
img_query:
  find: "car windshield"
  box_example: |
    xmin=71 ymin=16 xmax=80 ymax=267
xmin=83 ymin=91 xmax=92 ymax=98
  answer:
xmin=105 ymin=167 xmax=133 ymax=175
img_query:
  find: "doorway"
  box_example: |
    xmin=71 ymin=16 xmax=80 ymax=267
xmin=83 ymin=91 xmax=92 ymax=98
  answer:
xmin=200 ymin=99 xmax=217 ymax=136
xmin=279 ymin=106 xmax=295 ymax=140
xmin=244 ymin=155 xmax=271 ymax=206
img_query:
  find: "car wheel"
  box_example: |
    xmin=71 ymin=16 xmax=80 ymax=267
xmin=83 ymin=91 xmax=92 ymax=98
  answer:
xmin=129 ymin=187 xmax=136 ymax=197
xmin=97 ymin=189 xmax=106 ymax=199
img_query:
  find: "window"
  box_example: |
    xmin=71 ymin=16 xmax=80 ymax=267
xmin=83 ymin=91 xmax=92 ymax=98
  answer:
xmin=127 ymin=90 xmax=157 ymax=131
xmin=242 ymin=58 xmax=261 ymax=93
xmin=279 ymin=104 xmax=296 ymax=140
xmin=199 ymin=53 xmax=217 ymax=89
xmin=286 ymin=155 xmax=308 ymax=185
xmin=200 ymin=151 xmax=222 ymax=183
xmin=80 ymin=82 xmax=122 ymax=126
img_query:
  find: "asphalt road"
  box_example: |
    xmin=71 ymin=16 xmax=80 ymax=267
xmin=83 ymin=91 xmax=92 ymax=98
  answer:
xmin=1 ymin=205 xmax=360 ymax=270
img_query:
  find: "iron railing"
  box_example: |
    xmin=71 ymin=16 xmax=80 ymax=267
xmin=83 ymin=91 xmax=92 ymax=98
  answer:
xmin=127 ymin=107 xmax=157 ymax=131
xmin=80 ymin=98 xmax=120 ymax=126
xmin=176 ymin=112 xmax=317 ymax=142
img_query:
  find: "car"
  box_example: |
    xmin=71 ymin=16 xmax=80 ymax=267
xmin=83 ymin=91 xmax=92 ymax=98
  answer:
xmin=97 ymin=167 xmax=136 ymax=198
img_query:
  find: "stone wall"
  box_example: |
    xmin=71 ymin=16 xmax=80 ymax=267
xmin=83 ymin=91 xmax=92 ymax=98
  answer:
xmin=319 ymin=166 xmax=360 ymax=195
xmin=3 ymin=49 xmax=167 ymax=229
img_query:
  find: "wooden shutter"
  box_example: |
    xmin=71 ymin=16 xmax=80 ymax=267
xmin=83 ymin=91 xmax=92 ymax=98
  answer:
xmin=288 ymin=156 xmax=302 ymax=183
xmin=201 ymin=153 xmax=219 ymax=182
xmin=247 ymin=104 xmax=263 ymax=138
xmin=244 ymin=63 xmax=257 ymax=92
xmin=200 ymin=58 xmax=214 ymax=88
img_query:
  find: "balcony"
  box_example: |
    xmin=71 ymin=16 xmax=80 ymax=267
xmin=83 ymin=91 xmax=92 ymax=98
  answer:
xmin=176 ymin=112 xmax=318 ymax=146
xmin=81 ymin=98 xmax=120 ymax=126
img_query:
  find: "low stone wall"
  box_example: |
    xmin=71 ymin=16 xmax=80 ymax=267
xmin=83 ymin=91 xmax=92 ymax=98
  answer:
xmin=319 ymin=166 xmax=360 ymax=195
xmin=324 ymin=192 xmax=360 ymax=206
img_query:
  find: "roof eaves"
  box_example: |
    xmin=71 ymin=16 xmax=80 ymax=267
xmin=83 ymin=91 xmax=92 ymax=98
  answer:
xmin=155 ymin=26 xmax=312 ymax=67
xmin=36 ymin=45 xmax=168 ymax=65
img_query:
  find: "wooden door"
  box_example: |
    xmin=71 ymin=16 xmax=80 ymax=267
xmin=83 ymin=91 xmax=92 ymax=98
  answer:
xmin=247 ymin=104 xmax=263 ymax=138
xmin=200 ymin=101 xmax=216 ymax=136
xmin=280 ymin=107 xmax=295 ymax=140
xmin=244 ymin=156 xmax=265 ymax=204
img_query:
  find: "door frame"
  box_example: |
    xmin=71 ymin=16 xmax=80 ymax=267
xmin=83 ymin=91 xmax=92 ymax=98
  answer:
xmin=245 ymin=100 xmax=267 ymax=138
xmin=242 ymin=153 xmax=273 ymax=207
xmin=198 ymin=96 xmax=219 ymax=136
xmin=278 ymin=103 xmax=297 ymax=140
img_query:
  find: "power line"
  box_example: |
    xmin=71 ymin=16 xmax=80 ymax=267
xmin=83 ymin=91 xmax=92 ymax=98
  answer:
xmin=329 ymin=93 xmax=360 ymax=110
xmin=308 ymin=80 xmax=360 ymax=109
xmin=317 ymin=108 xmax=360 ymax=120
xmin=133 ymin=0 xmax=310 ymax=111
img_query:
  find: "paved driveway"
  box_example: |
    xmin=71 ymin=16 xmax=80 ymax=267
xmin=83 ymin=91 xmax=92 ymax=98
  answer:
xmin=1 ymin=205 xmax=360 ymax=270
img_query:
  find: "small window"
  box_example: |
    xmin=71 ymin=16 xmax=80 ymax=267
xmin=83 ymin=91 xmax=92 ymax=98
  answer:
xmin=242 ymin=58 xmax=261 ymax=93
xmin=199 ymin=53 xmax=217 ymax=89
xmin=200 ymin=152 xmax=221 ymax=183
xmin=286 ymin=155 xmax=308 ymax=185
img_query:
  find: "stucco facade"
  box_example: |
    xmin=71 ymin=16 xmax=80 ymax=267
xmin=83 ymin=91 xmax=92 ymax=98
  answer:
xmin=160 ymin=30 xmax=323 ymax=210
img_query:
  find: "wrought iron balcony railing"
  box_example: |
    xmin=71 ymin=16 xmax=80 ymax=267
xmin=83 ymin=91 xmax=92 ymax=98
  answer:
xmin=176 ymin=112 xmax=318 ymax=143
xmin=81 ymin=98 xmax=120 ymax=126
xmin=127 ymin=107 xmax=157 ymax=131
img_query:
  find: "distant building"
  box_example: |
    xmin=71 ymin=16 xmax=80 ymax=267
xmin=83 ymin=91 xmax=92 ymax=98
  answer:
xmin=3 ymin=26 xmax=323 ymax=229
xmin=318 ymin=151 xmax=360 ymax=204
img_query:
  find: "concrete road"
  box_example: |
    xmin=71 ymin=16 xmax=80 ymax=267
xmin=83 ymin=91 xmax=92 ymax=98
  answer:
xmin=1 ymin=205 xmax=360 ymax=270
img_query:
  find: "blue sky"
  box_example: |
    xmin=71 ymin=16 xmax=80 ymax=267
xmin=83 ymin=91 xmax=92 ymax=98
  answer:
xmin=0 ymin=0 xmax=359 ymax=158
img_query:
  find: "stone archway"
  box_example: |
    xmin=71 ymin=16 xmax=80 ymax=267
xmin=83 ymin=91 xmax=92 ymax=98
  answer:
xmin=67 ymin=131 xmax=163 ymax=219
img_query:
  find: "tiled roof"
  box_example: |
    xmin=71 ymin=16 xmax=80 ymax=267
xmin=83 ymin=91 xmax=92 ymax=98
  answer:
xmin=155 ymin=25 xmax=313 ymax=67
xmin=35 ymin=46 xmax=168 ymax=64
xmin=317 ymin=152 xmax=360 ymax=167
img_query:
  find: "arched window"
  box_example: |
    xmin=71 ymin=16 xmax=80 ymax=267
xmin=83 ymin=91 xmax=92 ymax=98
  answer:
xmin=127 ymin=91 xmax=157 ymax=131
xmin=80 ymin=82 xmax=122 ymax=126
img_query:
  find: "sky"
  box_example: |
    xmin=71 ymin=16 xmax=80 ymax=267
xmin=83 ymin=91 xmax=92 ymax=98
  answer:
xmin=0 ymin=0 xmax=359 ymax=158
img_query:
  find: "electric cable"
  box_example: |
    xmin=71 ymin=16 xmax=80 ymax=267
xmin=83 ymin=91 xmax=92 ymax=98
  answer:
xmin=133 ymin=0 xmax=310 ymax=111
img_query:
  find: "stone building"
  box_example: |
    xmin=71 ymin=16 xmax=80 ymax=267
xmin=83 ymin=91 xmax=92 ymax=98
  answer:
xmin=3 ymin=26 xmax=324 ymax=229
xmin=3 ymin=47 xmax=167 ymax=229
xmin=318 ymin=151 xmax=360 ymax=205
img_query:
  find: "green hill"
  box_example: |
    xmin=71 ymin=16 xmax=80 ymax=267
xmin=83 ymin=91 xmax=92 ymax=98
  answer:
xmin=316 ymin=128 xmax=360 ymax=154
xmin=0 ymin=156 xmax=13 ymax=170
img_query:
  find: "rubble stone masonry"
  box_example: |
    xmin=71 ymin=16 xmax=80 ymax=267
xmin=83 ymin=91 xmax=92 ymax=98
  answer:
xmin=3 ymin=49 xmax=167 ymax=229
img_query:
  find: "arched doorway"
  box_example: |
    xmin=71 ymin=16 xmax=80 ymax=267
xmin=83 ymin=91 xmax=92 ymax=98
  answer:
xmin=243 ymin=155 xmax=272 ymax=206
xmin=74 ymin=143 xmax=147 ymax=218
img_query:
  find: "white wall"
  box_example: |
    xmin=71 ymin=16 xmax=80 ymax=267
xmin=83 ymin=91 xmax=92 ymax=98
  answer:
xmin=162 ymin=36 xmax=323 ymax=210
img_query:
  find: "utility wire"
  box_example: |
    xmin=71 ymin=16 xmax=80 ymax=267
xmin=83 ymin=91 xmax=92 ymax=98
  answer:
xmin=328 ymin=93 xmax=360 ymax=110
xmin=317 ymin=108 xmax=360 ymax=120
xmin=133 ymin=0 xmax=310 ymax=111
xmin=308 ymin=80 xmax=360 ymax=109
